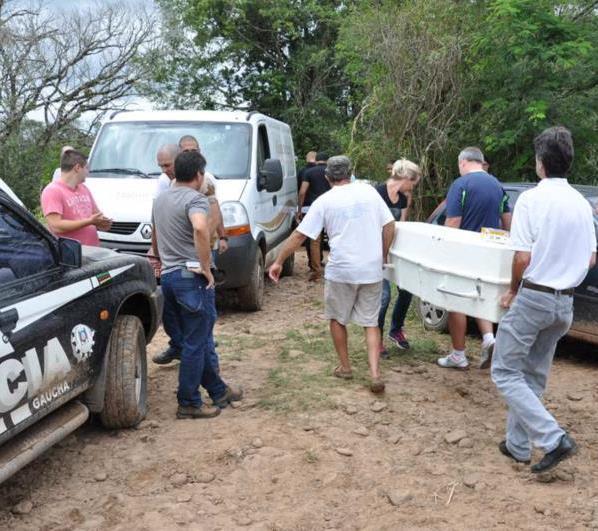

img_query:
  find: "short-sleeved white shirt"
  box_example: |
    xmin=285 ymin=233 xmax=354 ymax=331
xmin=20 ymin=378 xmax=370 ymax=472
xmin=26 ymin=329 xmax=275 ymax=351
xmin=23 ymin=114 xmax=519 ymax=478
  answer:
xmin=297 ymin=182 xmax=394 ymax=284
xmin=509 ymin=178 xmax=596 ymax=290
xmin=153 ymin=173 xmax=171 ymax=199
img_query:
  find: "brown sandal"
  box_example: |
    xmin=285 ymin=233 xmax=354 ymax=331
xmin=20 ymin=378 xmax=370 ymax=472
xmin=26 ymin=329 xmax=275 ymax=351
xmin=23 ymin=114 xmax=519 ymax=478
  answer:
xmin=370 ymin=377 xmax=385 ymax=394
xmin=333 ymin=366 xmax=353 ymax=380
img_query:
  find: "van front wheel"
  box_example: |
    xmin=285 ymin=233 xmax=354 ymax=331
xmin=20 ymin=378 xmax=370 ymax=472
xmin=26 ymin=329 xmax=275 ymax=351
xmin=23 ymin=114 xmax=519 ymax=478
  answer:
xmin=237 ymin=251 xmax=264 ymax=311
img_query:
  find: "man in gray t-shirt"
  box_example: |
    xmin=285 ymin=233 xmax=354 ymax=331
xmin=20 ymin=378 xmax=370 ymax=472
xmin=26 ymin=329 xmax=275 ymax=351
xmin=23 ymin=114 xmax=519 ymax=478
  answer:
xmin=152 ymin=186 xmax=210 ymax=274
xmin=152 ymin=150 xmax=241 ymax=419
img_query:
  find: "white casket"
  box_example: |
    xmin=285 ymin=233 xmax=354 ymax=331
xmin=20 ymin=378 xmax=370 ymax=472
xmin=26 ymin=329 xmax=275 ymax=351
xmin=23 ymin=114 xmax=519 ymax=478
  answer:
xmin=385 ymin=222 xmax=514 ymax=323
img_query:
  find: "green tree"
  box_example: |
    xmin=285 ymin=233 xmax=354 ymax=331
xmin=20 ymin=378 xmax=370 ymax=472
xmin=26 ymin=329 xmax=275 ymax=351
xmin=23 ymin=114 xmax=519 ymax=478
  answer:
xmin=337 ymin=0 xmax=468 ymax=215
xmin=144 ymin=0 xmax=357 ymax=156
xmin=0 ymin=121 xmax=93 ymax=210
xmin=463 ymin=0 xmax=597 ymax=183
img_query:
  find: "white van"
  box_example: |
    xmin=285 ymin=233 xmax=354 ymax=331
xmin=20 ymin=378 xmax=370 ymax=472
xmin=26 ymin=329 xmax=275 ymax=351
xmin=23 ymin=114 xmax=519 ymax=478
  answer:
xmin=86 ymin=110 xmax=297 ymax=310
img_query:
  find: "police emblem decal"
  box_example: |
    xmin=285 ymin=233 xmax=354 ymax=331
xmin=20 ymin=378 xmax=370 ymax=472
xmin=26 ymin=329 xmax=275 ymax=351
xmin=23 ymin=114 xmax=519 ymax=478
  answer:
xmin=71 ymin=324 xmax=95 ymax=361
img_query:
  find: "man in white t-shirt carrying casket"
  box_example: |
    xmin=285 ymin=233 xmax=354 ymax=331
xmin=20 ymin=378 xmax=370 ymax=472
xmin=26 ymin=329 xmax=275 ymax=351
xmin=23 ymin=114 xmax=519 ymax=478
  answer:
xmin=492 ymin=126 xmax=596 ymax=473
xmin=269 ymin=155 xmax=395 ymax=394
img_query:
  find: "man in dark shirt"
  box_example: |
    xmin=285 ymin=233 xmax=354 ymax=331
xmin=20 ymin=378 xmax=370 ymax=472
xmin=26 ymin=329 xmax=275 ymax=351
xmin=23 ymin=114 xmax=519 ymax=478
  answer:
xmin=437 ymin=147 xmax=512 ymax=370
xmin=297 ymin=151 xmax=316 ymax=191
xmin=297 ymin=152 xmax=330 ymax=280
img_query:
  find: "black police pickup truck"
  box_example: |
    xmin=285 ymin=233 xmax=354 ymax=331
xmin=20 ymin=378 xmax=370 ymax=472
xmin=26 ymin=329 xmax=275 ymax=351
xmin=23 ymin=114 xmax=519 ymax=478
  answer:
xmin=0 ymin=186 xmax=162 ymax=484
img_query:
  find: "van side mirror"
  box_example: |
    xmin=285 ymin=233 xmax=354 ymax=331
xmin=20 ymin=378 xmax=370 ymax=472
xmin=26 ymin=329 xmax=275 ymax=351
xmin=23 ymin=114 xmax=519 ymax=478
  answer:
xmin=257 ymin=159 xmax=283 ymax=192
xmin=58 ymin=237 xmax=82 ymax=268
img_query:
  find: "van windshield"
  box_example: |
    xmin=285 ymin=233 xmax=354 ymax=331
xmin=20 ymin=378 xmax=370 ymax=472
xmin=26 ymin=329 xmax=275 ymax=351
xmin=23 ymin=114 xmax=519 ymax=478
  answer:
xmin=88 ymin=121 xmax=252 ymax=180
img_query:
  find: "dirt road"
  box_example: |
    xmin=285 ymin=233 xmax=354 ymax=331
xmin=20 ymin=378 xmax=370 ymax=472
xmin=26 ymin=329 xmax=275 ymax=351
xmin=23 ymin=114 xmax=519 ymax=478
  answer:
xmin=1 ymin=255 xmax=598 ymax=530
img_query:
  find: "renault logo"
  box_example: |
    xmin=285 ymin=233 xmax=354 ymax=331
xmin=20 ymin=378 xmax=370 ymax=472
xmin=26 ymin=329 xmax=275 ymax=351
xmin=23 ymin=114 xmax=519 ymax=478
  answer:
xmin=140 ymin=224 xmax=153 ymax=240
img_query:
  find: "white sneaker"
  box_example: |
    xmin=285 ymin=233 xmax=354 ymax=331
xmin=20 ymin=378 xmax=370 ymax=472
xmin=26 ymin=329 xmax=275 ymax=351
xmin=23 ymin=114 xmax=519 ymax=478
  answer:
xmin=437 ymin=353 xmax=469 ymax=370
xmin=479 ymin=340 xmax=495 ymax=369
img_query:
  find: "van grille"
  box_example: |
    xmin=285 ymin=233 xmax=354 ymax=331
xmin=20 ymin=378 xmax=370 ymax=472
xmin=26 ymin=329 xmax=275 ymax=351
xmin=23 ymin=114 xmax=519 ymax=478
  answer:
xmin=107 ymin=222 xmax=140 ymax=235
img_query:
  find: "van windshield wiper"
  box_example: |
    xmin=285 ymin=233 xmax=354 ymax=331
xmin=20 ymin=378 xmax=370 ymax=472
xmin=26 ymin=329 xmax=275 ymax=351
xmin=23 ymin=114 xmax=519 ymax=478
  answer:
xmin=90 ymin=168 xmax=151 ymax=178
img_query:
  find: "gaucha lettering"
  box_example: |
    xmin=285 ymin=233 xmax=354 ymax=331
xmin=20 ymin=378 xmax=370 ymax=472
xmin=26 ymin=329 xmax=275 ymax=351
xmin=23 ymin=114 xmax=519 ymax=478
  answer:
xmin=0 ymin=338 xmax=73 ymax=413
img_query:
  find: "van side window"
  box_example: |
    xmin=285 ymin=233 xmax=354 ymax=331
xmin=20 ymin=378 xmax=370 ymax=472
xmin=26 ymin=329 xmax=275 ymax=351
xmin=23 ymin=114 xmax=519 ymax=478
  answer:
xmin=0 ymin=204 xmax=56 ymax=282
xmin=257 ymin=125 xmax=271 ymax=171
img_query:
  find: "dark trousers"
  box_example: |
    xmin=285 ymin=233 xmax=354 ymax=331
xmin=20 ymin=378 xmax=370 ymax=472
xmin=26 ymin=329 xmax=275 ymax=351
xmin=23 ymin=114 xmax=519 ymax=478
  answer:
xmin=378 ymin=279 xmax=413 ymax=334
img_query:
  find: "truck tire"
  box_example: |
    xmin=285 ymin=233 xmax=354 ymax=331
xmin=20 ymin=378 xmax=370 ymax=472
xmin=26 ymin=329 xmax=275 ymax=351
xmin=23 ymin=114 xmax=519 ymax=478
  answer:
xmin=237 ymin=251 xmax=264 ymax=311
xmin=281 ymin=252 xmax=295 ymax=277
xmin=414 ymin=297 xmax=449 ymax=333
xmin=99 ymin=315 xmax=147 ymax=429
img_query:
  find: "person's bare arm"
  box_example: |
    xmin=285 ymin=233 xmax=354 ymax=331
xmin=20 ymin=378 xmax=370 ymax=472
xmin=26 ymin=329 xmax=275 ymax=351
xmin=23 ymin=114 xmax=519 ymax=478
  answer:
xmin=269 ymin=230 xmax=307 ymax=282
xmin=590 ymin=252 xmax=596 ymax=269
xmin=45 ymin=212 xmax=103 ymax=234
xmin=500 ymin=251 xmax=531 ymax=308
xmin=501 ymin=212 xmax=512 ymax=231
xmin=208 ymin=200 xmax=220 ymax=235
xmin=400 ymin=192 xmax=412 ymax=221
xmin=150 ymin=226 xmax=159 ymax=258
xmin=444 ymin=216 xmax=461 ymax=229
xmin=190 ymin=212 xmax=214 ymax=287
xmin=382 ymin=221 xmax=395 ymax=263
xmin=214 ymin=201 xmax=228 ymax=253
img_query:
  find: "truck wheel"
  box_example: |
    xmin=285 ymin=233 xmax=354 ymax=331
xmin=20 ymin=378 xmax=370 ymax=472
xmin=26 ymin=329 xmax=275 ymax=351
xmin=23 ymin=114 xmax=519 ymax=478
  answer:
xmin=100 ymin=315 xmax=147 ymax=429
xmin=414 ymin=297 xmax=449 ymax=333
xmin=281 ymin=252 xmax=294 ymax=277
xmin=237 ymin=251 xmax=264 ymax=311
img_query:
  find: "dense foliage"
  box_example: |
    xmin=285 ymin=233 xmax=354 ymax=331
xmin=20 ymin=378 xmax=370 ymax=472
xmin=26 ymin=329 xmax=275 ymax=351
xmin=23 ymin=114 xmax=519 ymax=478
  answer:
xmin=144 ymin=0 xmax=597 ymax=217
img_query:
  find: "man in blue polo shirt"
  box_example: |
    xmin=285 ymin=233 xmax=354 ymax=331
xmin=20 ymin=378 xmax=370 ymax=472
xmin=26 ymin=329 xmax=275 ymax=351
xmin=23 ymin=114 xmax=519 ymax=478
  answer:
xmin=437 ymin=147 xmax=512 ymax=370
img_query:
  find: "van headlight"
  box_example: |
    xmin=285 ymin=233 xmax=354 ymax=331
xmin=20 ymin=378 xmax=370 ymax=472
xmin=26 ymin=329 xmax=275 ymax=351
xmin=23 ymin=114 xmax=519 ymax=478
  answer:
xmin=220 ymin=201 xmax=251 ymax=237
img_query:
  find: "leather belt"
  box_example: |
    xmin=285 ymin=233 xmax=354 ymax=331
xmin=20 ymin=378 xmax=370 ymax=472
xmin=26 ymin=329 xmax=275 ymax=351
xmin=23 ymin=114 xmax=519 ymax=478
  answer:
xmin=522 ymin=280 xmax=574 ymax=296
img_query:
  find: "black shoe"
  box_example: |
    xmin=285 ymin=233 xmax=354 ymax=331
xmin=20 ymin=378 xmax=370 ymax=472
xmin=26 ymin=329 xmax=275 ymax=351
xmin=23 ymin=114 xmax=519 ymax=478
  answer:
xmin=498 ymin=440 xmax=530 ymax=464
xmin=531 ymin=433 xmax=577 ymax=474
xmin=152 ymin=347 xmax=180 ymax=365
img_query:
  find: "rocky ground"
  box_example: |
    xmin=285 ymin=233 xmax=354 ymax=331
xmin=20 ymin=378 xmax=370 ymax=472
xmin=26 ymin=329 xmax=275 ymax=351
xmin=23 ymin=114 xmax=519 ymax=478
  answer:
xmin=1 ymin=254 xmax=597 ymax=530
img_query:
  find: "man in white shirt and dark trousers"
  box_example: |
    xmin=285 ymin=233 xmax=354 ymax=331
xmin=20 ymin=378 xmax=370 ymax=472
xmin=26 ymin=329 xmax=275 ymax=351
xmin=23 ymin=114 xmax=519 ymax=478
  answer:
xmin=492 ymin=126 xmax=596 ymax=473
xmin=269 ymin=155 xmax=395 ymax=393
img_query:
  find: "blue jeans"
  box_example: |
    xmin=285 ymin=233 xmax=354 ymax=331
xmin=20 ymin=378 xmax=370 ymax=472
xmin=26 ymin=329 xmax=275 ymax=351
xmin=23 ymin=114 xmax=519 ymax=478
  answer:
xmin=163 ymin=270 xmax=220 ymax=372
xmin=161 ymin=269 xmax=226 ymax=407
xmin=378 ymin=279 xmax=413 ymax=335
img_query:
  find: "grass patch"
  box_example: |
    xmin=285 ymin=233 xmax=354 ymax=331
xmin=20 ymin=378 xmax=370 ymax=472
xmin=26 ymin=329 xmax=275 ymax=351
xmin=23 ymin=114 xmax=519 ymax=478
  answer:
xmin=217 ymin=332 xmax=270 ymax=363
xmin=257 ymin=315 xmax=444 ymax=414
xmin=252 ymin=286 xmax=446 ymax=414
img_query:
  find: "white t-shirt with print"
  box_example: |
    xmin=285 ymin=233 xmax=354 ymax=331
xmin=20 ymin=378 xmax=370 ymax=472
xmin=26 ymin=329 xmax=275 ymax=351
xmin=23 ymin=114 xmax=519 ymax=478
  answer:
xmin=298 ymin=182 xmax=394 ymax=284
xmin=509 ymin=178 xmax=596 ymax=290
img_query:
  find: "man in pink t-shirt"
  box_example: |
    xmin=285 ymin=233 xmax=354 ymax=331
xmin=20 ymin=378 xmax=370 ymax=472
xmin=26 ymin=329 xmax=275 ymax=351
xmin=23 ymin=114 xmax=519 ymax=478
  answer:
xmin=41 ymin=150 xmax=111 ymax=246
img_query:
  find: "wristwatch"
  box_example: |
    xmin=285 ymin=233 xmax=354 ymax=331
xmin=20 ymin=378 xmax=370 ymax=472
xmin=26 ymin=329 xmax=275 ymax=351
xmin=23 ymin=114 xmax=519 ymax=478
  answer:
xmin=219 ymin=236 xmax=229 ymax=241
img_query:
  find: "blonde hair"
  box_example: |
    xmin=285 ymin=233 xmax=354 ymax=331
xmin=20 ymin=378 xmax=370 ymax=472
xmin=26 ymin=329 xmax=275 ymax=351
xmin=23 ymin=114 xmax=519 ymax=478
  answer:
xmin=390 ymin=159 xmax=422 ymax=184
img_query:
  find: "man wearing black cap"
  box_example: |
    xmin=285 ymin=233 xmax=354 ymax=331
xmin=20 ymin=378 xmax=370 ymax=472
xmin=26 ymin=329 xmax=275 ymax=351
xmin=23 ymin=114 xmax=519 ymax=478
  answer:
xmin=297 ymin=152 xmax=330 ymax=281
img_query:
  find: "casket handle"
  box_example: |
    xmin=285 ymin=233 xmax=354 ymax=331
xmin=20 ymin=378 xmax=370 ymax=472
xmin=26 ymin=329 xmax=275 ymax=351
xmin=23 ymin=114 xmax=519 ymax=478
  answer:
xmin=437 ymin=285 xmax=482 ymax=300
